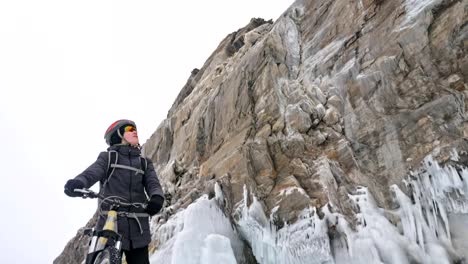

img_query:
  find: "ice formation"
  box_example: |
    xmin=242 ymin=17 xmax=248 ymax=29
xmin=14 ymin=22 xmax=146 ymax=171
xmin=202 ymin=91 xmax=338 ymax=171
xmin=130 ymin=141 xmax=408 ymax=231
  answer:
xmin=237 ymin=186 xmax=333 ymax=264
xmin=400 ymin=0 xmax=443 ymax=30
xmin=235 ymin=154 xmax=468 ymax=263
xmin=150 ymin=154 xmax=468 ymax=263
xmin=150 ymin=183 xmax=244 ymax=264
xmin=333 ymin=154 xmax=468 ymax=263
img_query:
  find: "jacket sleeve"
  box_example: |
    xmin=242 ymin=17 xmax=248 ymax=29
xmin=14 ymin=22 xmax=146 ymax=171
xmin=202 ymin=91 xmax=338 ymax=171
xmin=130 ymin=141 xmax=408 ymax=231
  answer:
xmin=143 ymin=158 xmax=165 ymax=199
xmin=74 ymin=152 xmax=108 ymax=188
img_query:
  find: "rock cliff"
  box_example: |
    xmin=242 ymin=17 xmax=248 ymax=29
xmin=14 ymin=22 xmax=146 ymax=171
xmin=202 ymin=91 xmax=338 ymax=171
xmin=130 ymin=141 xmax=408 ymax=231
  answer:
xmin=56 ymin=0 xmax=468 ymax=263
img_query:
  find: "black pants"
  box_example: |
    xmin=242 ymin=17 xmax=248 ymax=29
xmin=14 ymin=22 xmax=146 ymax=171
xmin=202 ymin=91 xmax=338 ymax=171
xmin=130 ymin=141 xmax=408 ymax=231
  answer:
xmin=123 ymin=246 xmax=150 ymax=264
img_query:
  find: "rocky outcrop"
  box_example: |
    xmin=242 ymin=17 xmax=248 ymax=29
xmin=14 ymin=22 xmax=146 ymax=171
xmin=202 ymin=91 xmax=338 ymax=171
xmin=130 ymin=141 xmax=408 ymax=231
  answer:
xmin=56 ymin=0 xmax=468 ymax=263
xmin=145 ymin=0 xmax=468 ymax=262
xmin=148 ymin=0 xmax=466 ymax=221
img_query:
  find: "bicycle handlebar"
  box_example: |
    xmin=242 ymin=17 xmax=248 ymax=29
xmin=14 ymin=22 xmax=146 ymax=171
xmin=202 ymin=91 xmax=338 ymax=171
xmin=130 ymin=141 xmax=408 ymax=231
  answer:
xmin=74 ymin=188 xmax=100 ymax=198
xmin=74 ymin=188 xmax=147 ymax=209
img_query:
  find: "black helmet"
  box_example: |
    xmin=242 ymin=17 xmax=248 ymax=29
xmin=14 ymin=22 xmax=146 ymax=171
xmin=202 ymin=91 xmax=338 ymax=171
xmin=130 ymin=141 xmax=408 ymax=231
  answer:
xmin=104 ymin=119 xmax=136 ymax=145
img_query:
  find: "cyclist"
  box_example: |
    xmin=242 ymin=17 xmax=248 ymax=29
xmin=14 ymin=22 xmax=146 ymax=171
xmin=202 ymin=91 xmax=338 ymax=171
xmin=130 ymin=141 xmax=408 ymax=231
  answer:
xmin=64 ymin=119 xmax=165 ymax=264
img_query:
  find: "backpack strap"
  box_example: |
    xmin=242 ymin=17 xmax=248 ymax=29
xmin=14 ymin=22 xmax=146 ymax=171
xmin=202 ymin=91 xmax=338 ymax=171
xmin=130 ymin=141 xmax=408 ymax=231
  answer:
xmin=102 ymin=150 xmax=118 ymax=191
xmin=104 ymin=151 xmax=148 ymax=184
xmin=101 ymin=151 xmax=149 ymax=196
xmin=140 ymin=156 xmax=149 ymax=200
xmin=140 ymin=156 xmax=147 ymax=173
xmin=110 ymin=164 xmax=144 ymax=174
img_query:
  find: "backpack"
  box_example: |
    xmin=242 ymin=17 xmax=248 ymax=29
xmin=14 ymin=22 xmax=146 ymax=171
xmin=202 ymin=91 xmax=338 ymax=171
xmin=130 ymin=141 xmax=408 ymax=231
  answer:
xmin=102 ymin=150 xmax=148 ymax=189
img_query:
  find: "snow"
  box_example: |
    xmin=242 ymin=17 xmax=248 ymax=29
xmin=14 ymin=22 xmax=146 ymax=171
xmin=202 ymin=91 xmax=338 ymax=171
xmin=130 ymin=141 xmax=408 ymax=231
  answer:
xmin=404 ymin=0 xmax=442 ymax=20
xmin=150 ymin=152 xmax=468 ymax=263
xmin=279 ymin=186 xmax=307 ymax=196
xmin=400 ymin=0 xmax=443 ymax=30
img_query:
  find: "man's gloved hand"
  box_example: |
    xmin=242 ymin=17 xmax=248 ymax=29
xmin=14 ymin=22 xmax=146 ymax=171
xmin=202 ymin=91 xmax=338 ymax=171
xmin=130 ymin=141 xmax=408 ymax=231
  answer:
xmin=64 ymin=179 xmax=85 ymax=197
xmin=146 ymin=195 xmax=164 ymax=216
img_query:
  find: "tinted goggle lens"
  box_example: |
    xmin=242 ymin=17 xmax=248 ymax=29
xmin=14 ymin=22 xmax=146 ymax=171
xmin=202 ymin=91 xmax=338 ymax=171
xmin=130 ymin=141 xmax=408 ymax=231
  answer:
xmin=124 ymin=125 xmax=137 ymax=132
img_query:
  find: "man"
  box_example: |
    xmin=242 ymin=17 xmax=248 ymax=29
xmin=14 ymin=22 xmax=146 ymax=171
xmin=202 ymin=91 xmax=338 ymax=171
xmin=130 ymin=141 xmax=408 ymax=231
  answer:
xmin=64 ymin=119 xmax=164 ymax=264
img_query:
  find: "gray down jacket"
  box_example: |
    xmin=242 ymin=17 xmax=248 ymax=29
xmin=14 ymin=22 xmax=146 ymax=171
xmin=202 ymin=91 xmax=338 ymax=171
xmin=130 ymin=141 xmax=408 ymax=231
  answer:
xmin=73 ymin=144 xmax=164 ymax=250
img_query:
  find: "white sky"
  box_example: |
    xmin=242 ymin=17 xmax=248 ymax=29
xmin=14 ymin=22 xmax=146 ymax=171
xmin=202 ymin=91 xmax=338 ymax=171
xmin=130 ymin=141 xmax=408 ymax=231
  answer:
xmin=0 ymin=1 xmax=293 ymax=263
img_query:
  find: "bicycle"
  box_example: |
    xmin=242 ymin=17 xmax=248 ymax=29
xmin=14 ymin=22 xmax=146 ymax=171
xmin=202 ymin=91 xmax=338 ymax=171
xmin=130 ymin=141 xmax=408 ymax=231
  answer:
xmin=73 ymin=188 xmax=147 ymax=264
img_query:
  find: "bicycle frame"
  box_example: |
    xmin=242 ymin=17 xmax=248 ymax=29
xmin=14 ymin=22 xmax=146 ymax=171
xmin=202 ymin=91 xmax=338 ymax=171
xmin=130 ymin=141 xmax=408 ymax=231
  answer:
xmin=73 ymin=188 xmax=147 ymax=264
xmin=73 ymin=189 xmax=125 ymax=264
xmin=84 ymin=209 xmax=122 ymax=264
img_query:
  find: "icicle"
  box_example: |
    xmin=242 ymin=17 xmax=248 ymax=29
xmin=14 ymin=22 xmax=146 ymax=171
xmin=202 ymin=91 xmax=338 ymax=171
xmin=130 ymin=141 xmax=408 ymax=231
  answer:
xmin=388 ymin=153 xmax=468 ymax=262
xmin=237 ymin=190 xmax=332 ymax=264
xmin=150 ymin=151 xmax=468 ymax=263
xmin=450 ymin=149 xmax=460 ymax=161
xmin=214 ymin=182 xmax=224 ymax=206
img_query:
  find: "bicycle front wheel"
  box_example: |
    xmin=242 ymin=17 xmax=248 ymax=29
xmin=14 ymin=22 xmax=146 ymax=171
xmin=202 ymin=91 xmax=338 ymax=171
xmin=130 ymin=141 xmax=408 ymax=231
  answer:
xmin=93 ymin=247 xmax=122 ymax=264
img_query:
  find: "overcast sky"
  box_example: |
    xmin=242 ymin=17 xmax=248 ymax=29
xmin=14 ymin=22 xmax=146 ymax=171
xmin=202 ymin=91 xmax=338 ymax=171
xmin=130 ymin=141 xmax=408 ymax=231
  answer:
xmin=0 ymin=1 xmax=293 ymax=263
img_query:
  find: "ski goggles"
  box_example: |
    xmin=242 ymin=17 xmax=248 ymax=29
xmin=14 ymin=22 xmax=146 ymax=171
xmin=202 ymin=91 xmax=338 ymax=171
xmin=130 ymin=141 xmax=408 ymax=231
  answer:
xmin=123 ymin=125 xmax=137 ymax=133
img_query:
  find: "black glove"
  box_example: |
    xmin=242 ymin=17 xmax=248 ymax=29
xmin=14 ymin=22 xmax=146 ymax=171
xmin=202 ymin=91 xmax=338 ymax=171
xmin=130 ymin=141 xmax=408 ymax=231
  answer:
xmin=64 ymin=179 xmax=85 ymax=197
xmin=146 ymin=195 xmax=164 ymax=216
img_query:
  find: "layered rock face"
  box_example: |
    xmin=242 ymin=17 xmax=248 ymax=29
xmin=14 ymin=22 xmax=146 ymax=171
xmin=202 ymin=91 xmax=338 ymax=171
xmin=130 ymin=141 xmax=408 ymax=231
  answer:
xmin=145 ymin=0 xmax=468 ymax=262
xmin=56 ymin=0 xmax=468 ymax=263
